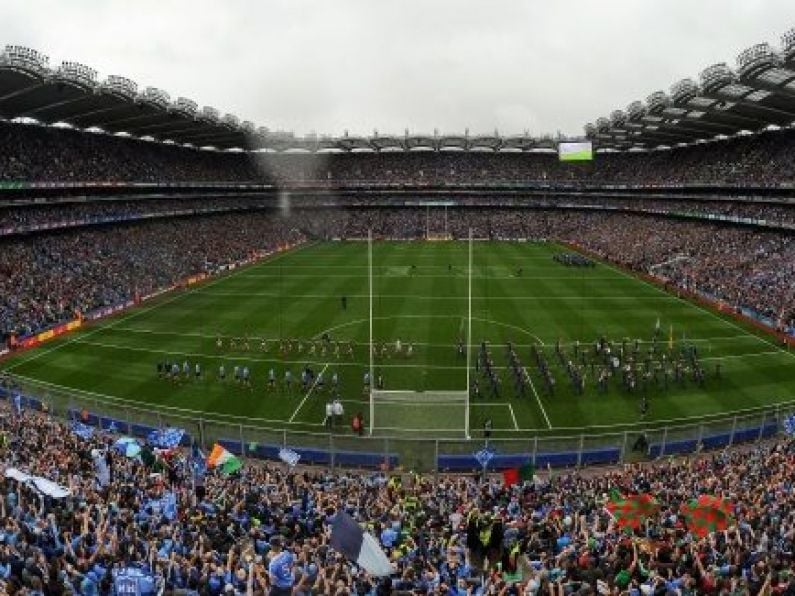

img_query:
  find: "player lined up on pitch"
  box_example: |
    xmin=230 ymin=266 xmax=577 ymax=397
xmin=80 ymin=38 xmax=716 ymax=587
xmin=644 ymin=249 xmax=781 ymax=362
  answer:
xmin=215 ymin=334 xmax=356 ymax=359
xmin=212 ymin=335 xmax=417 ymax=360
xmin=155 ymin=358 xmax=343 ymax=395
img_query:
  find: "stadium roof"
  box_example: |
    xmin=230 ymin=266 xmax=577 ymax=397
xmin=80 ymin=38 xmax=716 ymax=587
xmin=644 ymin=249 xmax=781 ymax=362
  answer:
xmin=4 ymin=28 xmax=795 ymax=153
xmin=0 ymin=44 xmax=560 ymax=153
xmin=586 ymin=28 xmax=795 ymax=149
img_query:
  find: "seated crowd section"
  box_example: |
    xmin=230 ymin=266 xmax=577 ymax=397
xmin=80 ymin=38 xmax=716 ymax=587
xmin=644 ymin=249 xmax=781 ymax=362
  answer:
xmin=0 ymin=401 xmax=793 ymax=594
xmin=3 ymin=120 xmax=795 ymax=186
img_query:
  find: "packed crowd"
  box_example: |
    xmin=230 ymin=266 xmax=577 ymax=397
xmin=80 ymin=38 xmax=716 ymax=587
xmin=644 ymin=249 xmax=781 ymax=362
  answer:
xmin=1 ymin=401 xmax=794 ymax=595
xmin=257 ymin=128 xmax=795 ymax=187
xmin=5 ymin=196 xmax=793 ymax=236
xmin=0 ymin=197 xmax=271 ymax=235
xmin=0 ymin=213 xmax=304 ymax=341
xmin=3 ymin=120 xmax=795 ymax=187
xmin=0 ymin=122 xmax=260 ymax=183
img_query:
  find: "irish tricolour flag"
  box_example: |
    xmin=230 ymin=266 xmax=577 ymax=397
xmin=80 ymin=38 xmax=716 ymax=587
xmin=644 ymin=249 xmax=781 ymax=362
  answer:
xmin=207 ymin=444 xmax=243 ymax=475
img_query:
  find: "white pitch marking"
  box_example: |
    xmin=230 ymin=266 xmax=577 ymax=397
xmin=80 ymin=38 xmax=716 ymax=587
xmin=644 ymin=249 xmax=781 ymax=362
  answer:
xmin=289 ymin=363 xmax=329 ymax=422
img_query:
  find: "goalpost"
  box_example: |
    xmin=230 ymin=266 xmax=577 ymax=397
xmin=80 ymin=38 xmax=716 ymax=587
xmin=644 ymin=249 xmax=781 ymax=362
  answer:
xmin=368 ymin=228 xmax=473 ymax=438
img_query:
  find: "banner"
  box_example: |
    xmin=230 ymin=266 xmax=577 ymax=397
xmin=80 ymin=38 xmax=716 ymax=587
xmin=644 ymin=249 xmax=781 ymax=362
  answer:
xmin=4 ymin=467 xmax=71 ymax=498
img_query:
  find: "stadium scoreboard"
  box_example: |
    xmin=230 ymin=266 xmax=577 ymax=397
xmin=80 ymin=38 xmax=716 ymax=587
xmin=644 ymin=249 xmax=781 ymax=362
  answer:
xmin=558 ymin=141 xmax=593 ymax=162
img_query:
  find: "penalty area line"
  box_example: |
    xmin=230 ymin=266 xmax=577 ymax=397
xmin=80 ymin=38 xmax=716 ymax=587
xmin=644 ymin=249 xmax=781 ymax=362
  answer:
xmin=288 ymin=363 xmax=329 ymax=423
xmin=526 ymin=374 xmax=552 ymax=429
xmin=508 ymin=403 xmax=519 ymax=430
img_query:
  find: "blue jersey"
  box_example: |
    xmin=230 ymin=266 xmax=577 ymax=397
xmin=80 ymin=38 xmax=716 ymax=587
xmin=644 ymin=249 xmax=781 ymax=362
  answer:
xmin=113 ymin=566 xmax=157 ymax=596
xmin=268 ymin=551 xmax=295 ymax=589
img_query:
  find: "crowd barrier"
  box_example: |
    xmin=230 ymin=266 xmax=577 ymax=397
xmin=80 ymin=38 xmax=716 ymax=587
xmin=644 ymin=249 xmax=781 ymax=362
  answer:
xmin=2 ymin=377 xmax=792 ymax=474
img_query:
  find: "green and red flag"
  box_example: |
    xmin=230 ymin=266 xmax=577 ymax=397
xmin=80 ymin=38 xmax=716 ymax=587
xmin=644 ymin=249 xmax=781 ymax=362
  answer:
xmin=605 ymin=492 xmax=660 ymax=530
xmin=680 ymin=495 xmax=733 ymax=538
xmin=502 ymin=462 xmax=534 ymax=487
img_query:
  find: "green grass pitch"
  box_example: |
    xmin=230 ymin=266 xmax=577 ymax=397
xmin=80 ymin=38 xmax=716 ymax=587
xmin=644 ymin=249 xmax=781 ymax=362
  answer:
xmin=3 ymin=240 xmax=795 ymax=444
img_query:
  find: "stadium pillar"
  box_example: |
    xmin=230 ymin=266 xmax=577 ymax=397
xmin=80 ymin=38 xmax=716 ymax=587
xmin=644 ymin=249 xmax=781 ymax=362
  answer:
xmin=660 ymin=427 xmax=668 ymax=457
xmin=531 ymin=437 xmax=538 ymax=466
xmin=239 ymin=424 xmax=244 ymax=456
xmin=729 ymin=416 xmax=737 ymax=447
xmin=576 ymin=435 xmax=584 ymax=467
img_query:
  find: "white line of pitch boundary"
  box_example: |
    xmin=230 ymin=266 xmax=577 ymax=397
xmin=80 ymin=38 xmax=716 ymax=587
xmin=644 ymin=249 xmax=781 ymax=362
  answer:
xmin=66 ymin=335 xmax=788 ymax=370
xmin=289 ymin=363 xmax=329 ymax=422
xmin=8 ymin=373 xmax=327 ymax=427
xmin=2 ymin=243 xmax=316 ymax=373
xmin=9 ymin=372 xmax=793 ymax=435
xmin=525 ymin=373 xmax=552 ymax=429
xmin=239 ymin=274 xmax=628 ymax=280
xmin=508 ymin=403 xmax=520 ymax=430
xmin=104 ymin=325 xmax=755 ymax=348
xmin=193 ymin=292 xmax=674 ymax=300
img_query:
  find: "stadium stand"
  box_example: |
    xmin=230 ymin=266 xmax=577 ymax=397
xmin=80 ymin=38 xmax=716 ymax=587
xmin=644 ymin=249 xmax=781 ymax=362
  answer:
xmin=4 ymin=119 xmax=795 ymax=186
xmin=0 ymin=399 xmax=794 ymax=594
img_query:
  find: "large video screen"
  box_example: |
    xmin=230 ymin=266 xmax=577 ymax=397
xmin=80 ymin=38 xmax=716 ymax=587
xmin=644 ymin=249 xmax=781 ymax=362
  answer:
xmin=558 ymin=141 xmax=593 ymax=162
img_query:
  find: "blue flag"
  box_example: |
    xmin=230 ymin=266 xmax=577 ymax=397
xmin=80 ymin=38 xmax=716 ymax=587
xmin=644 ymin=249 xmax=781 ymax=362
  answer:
xmin=141 ymin=492 xmax=178 ymax=522
xmin=191 ymin=444 xmax=207 ymax=479
xmin=146 ymin=427 xmax=185 ymax=449
xmin=474 ymin=447 xmax=496 ymax=468
xmin=71 ymin=421 xmax=94 ymax=440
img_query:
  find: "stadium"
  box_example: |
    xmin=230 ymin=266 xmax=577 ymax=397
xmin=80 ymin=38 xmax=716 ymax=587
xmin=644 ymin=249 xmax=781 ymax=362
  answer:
xmin=1 ymin=5 xmax=795 ymax=594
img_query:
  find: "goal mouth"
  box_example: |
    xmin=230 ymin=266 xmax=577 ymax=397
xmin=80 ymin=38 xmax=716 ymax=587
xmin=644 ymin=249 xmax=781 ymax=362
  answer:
xmin=369 ymin=389 xmax=469 ymax=436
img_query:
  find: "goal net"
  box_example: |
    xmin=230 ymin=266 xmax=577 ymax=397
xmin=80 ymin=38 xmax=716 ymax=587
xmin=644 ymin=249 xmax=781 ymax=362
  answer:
xmin=370 ymin=389 xmax=469 ymax=436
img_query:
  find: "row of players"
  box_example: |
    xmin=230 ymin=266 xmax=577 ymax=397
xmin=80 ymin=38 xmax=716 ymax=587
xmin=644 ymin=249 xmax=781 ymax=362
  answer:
xmin=155 ymin=360 xmax=387 ymax=392
xmin=214 ymin=336 xmax=416 ymax=359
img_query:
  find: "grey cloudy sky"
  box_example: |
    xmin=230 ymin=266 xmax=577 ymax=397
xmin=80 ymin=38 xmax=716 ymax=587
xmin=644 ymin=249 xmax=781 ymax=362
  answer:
xmin=3 ymin=0 xmax=794 ymax=137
